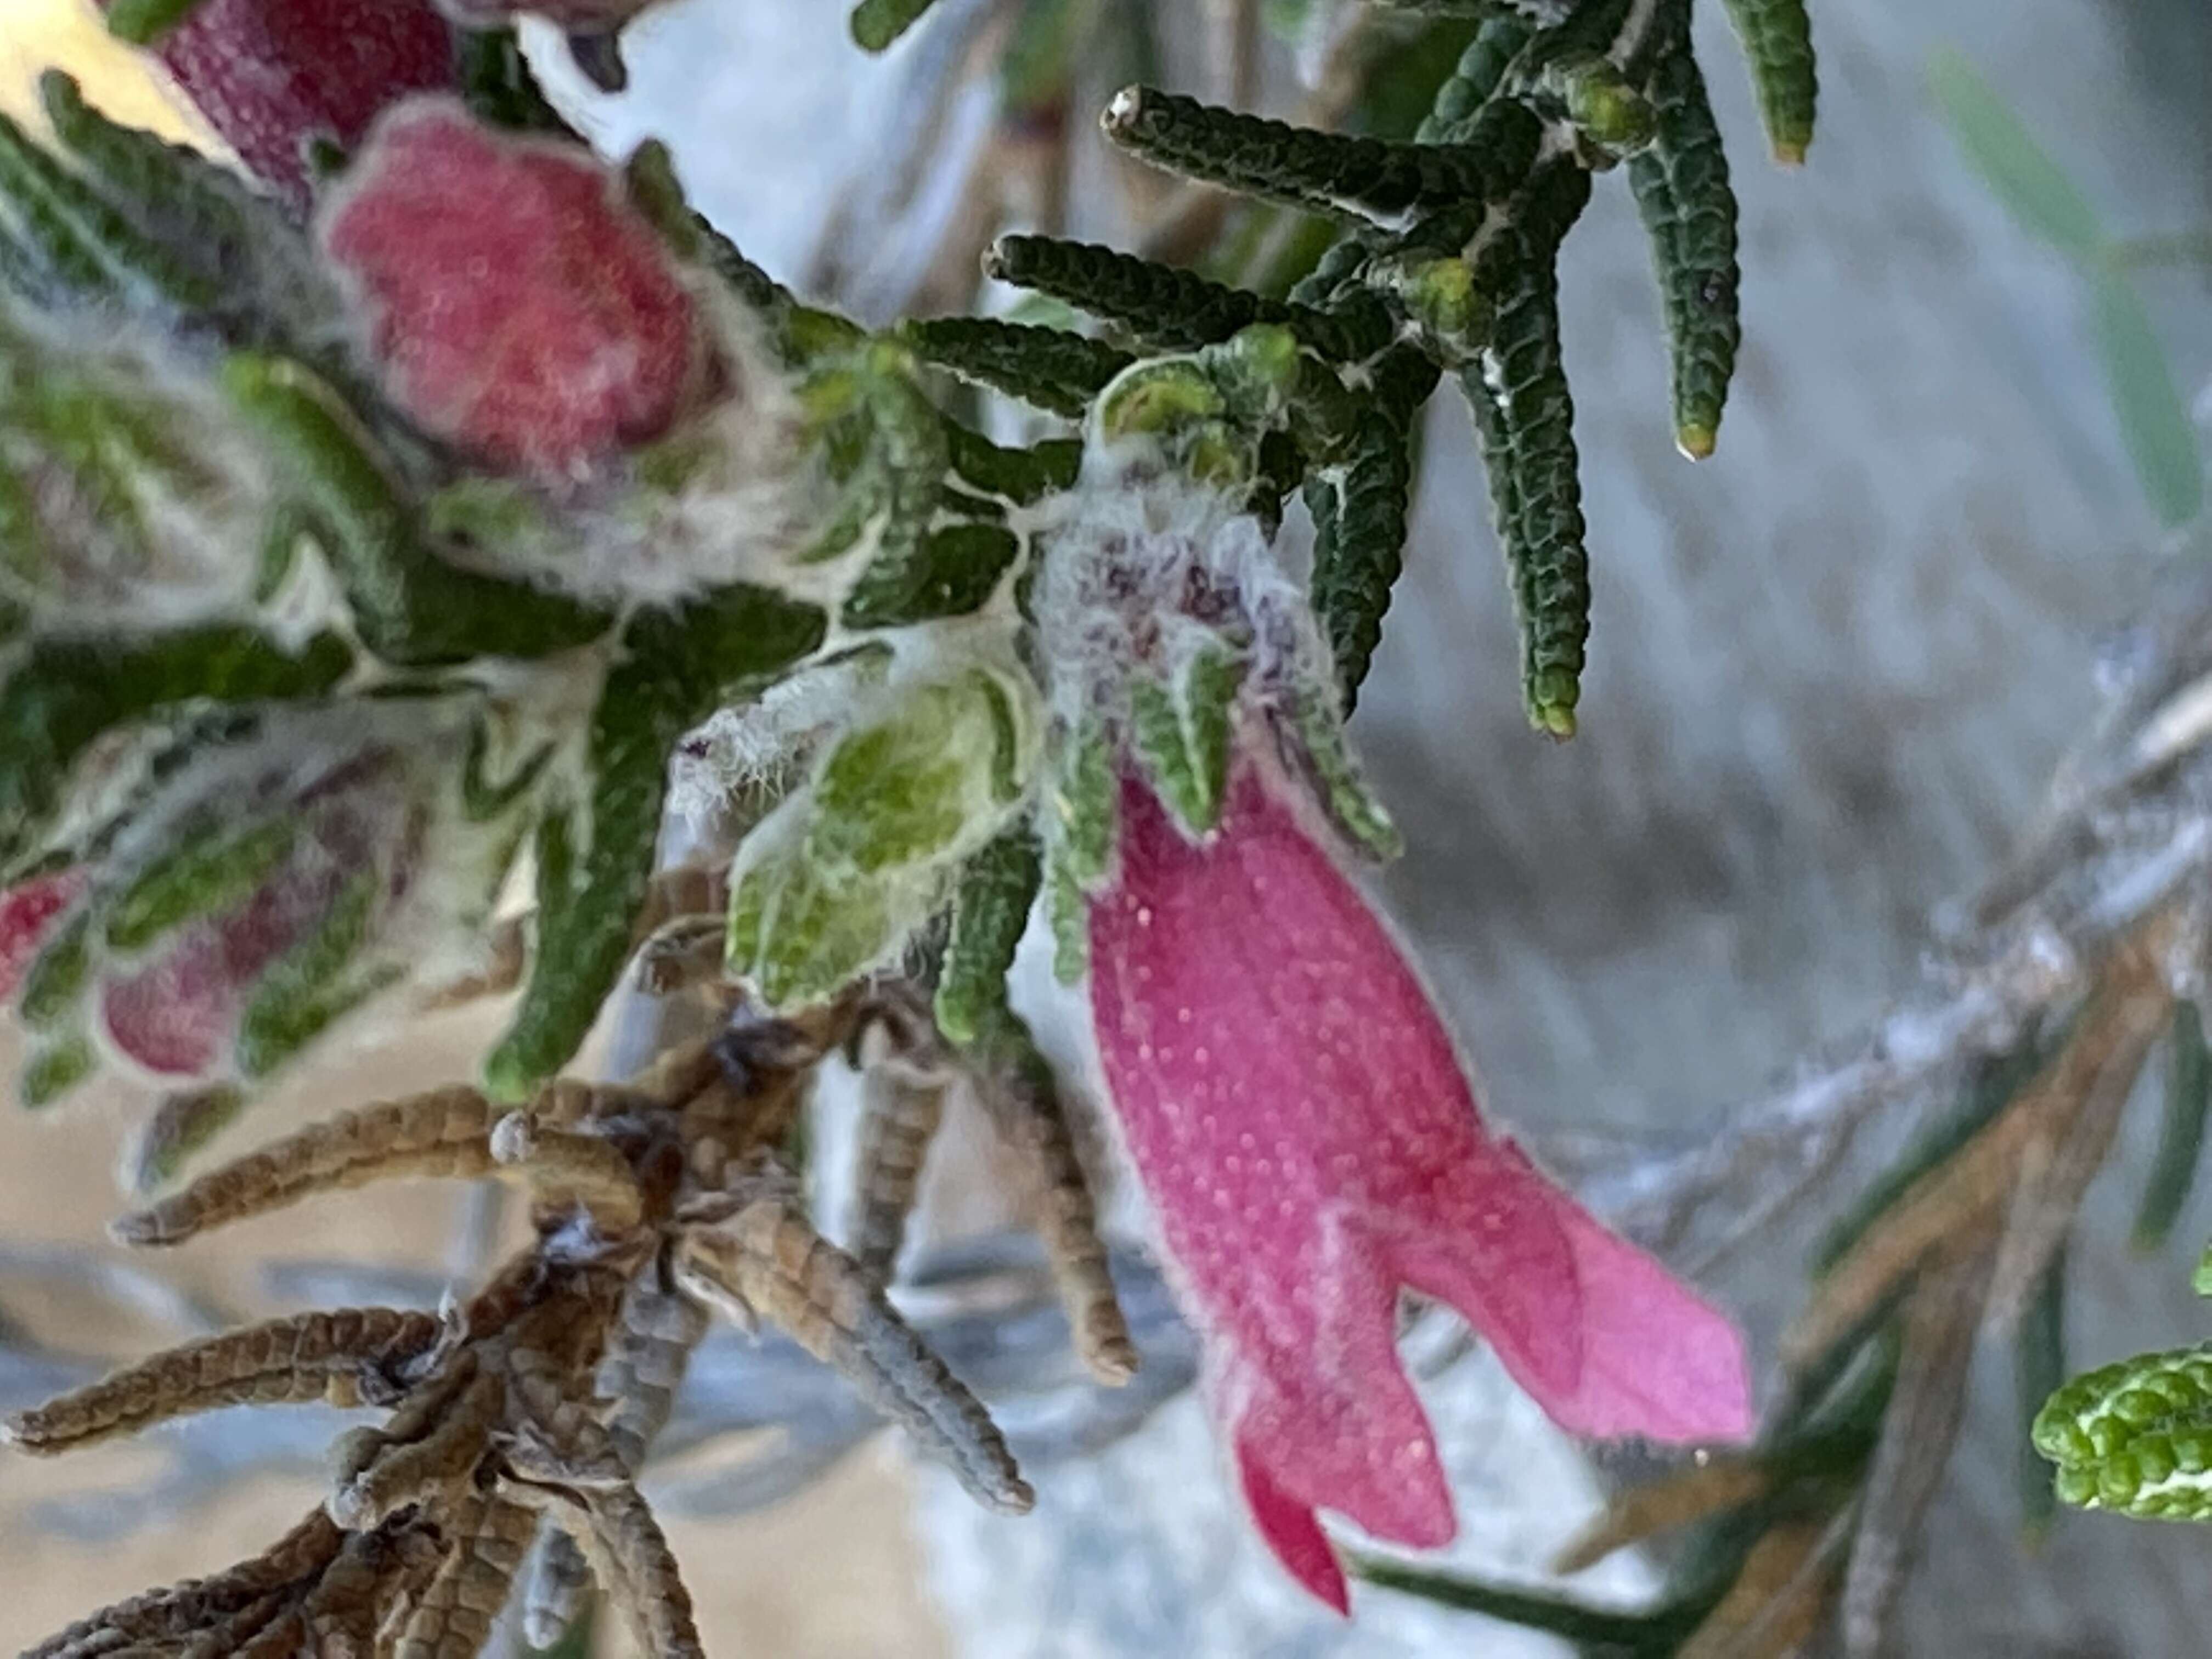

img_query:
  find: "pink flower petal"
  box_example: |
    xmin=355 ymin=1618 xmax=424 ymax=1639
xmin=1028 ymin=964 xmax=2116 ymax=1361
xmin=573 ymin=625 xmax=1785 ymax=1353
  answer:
xmin=319 ymin=99 xmax=707 ymax=481
xmin=0 ymin=867 xmax=86 ymax=1001
xmin=129 ymin=0 xmax=456 ymax=217
xmin=1089 ymin=763 xmax=1751 ymax=1606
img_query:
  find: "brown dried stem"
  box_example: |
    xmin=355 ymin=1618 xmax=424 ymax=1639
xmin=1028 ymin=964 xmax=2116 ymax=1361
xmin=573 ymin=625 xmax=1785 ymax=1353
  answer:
xmin=4 ymin=1307 xmax=442 ymax=1454
xmin=391 ymin=1489 xmax=538 ymax=1659
xmin=1838 ymin=1238 xmax=1999 ymax=1658
xmin=112 ymin=1087 xmax=505 ymax=1248
xmin=1780 ymin=921 xmax=2173 ymax=1375
xmin=679 ymin=1189 xmax=1034 ymax=1514
xmin=848 ymin=1064 xmax=949 ymax=1278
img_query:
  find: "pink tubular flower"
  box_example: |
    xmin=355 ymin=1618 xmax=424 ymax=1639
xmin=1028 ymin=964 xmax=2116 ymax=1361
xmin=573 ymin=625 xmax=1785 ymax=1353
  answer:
xmin=123 ymin=0 xmax=456 ymax=217
xmin=318 ymin=99 xmax=710 ymax=483
xmin=1087 ymin=765 xmax=1753 ymax=1612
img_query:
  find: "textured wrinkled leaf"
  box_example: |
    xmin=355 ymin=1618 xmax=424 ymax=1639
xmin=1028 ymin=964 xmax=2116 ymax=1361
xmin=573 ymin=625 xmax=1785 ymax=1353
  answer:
xmin=726 ymin=805 xmax=929 ymax=1012
xmin=1462 ymin=162 xmax=1593 ymax=737
xmin=985 ymin=235 xmax=1388 ymax=360
xmin=901 ymin=317 xmax=1132 ymax=420
xmin=222 ymin=354 xmax=613 ymax=664
xmin=1102 ymin=84 xmax=1539 ymax=228
xmin=1126 ymin=646 xmax=1246 ymax=838
xmin=811 ymin=670 xmax=1036 ymax=874
xmin=1628 ymin=13 xmax=1741 ymax=459
xmin=1719 ymin=0 xmax=1816 ymax=164
xmin=0 ymin=625 xmax=354 ymax=872
xmin=934 ymin=826 xmax=1042 ymax=1047
xmin=486 ymin=585 xmax=825 ymax=1097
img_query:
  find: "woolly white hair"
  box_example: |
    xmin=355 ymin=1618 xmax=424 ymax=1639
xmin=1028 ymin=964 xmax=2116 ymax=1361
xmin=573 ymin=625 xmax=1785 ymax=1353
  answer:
xmin=70 ymin=696 xmax=533 ymax=1092
xmin=0 ymin=314 xmax=297 ymax=643
xmin=1030 ymin=441 xmax=1334 ymax=735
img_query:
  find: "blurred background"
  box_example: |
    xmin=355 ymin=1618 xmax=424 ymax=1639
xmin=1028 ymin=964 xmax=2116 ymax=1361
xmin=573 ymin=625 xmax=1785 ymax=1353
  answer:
xmin=4 ymin=0 xmax=2212 ymax=1652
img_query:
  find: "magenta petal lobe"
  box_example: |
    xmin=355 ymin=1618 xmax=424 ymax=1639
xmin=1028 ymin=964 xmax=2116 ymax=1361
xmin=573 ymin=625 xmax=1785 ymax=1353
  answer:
xmin=1087 ymin=760 xmax=1753 ymax=1607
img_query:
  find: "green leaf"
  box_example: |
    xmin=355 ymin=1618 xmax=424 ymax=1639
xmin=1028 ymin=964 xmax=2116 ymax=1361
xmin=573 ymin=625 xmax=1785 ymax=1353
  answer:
xmin=484 ymin=585 xmax=826 ymax=1098
xmin=221 ymin=354 xmax=616 ymax=664
xmin=2016 ymin=1247 xmax=2067 ymax=1538
xmin=1927 ymin=52 xmax=2100 ymax=258
xmin=840 ymin=519 xmax=1023 ymax=629
xmin=2089 ymin=268 xmax=2204 ymax=528
xmin=20 ymin=1033 xmax=95 ymax=1109
xmin=902 ymin=315 xmax=1132 ymax=419
xmin=851 ymin=0 xmax=943 ymax=52
xmin=103 ymin=816 xmax=296 ymax=953
xmin=935 ymin=825 xmax=1043 ymax=1047
xmin=1102 ymin=85 xmax=1541 ymax=228
xmin=103 ymin=0 xmax=207 ymax=43
xmin=2137 ymin=1002 xmax=2212 ymax=1250
xmin=1628 ymin=11 xmax=1741 ymax=460
xmin=0 ymin=625 xmax=355 ymax=872
xmin=1126 ymin=644 xmax=1244 ymax=838
xmin=1351 ymin=1554 xmax=1702 ymax=1650
xmin=1051 ymin=718 xmax=1117 ymax=889
xmin=1460 ymin=162 xmax=1594 ymax=737
xmin=726 ymin=803 xmax=933 ymax=1011
xmin=1719 ymin=0 xmax=1817 ymax=165
xmin=2034 ymin=1341 xmax=2212 ymax=1519
xmin=809 ymin=669 xmax=1038 ymax=875
xmin=985 ymin=235 xmax=1389 ymax=361
xmin=1308 ymin=408 xmax=1415 ymax=704
xmin=233 ymin=870 xmax=389 ymax=1080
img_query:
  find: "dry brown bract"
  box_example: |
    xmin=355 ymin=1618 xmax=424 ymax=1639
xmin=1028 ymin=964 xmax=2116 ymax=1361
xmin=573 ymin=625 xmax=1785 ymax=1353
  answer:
xmin=5 ymin=989 xmax=1125 ymax=1658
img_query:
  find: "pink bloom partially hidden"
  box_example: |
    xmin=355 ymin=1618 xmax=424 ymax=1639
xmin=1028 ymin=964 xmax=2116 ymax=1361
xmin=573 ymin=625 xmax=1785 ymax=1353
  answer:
xmin=319 ymin=99 xmax=709 ymax=483
xmin=120 ymin=0 xmax=456 ymax=217
xmin=1088 ymin=766 xmax=1753 ymax=1612
xmin=0 ymin=868 xmax=88 ymax=1000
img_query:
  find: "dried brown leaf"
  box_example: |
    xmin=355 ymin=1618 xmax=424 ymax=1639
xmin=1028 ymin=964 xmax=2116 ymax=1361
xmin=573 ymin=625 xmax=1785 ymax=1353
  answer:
xmin=679 ymin=1193 xmax=1033 ymax=1513
xmin=1984 ymin=974 xmax=2169 ymax=1324
xmin=1839 ymin=1238 xmax=1998 ymax=1658
xmin=847 ymin=1066 xmax=949 ymax=1279
xmin=979 ymin=1042 xmax=1137 ymax=1387
xmin=1553 ymin=1454 xmax=1775 ymax=1574
xmin=1678 ymin=1513 xmax=1847 ymax=1659
xmin=111 ymin=1088 xmax=504 ymax=1248
xmin=23 ymin=1510 xmax=344 ymax=1659
xmin=1784 ymin=926 xmax=2171 ymax=1373
xmin=4 ymin=1308 xmax=442 ymax=1454
xmin=489 ymin=1114 xmax=648 ymax=1233
xmin=329 ymin=1362 xmax=507 ymax=1530
xmin=391 ymin=1490 xmax=537 ymax=1659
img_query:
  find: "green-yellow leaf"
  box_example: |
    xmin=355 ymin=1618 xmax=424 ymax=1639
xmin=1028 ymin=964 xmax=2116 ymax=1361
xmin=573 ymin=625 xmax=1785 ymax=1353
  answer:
xmin=1927 ymin=52 xmax=2101 ymax=259
xmin=2089 ymin=268 xmax=2204 ymax=528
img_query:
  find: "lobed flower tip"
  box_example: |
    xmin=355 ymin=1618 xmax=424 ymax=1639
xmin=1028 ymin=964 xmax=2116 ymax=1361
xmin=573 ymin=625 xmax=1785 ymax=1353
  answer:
xmin=1087 ymin=761 xmax=1753 ymax=1607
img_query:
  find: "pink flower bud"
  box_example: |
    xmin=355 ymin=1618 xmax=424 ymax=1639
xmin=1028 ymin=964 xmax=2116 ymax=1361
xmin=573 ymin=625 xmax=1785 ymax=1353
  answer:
xmin=8 ymin=704 xmax=522 ymax=1107
xmin=318 ymin=99 xmax=710 ymax=483
xmin=126 ymin=0 xmax=456 ymax=217
xmin=0 ymin=868 xmax=88 ymax=1000
xmin=94 ymin=746 xmax=422 ymax=1081
xmin=1087 ymin=764 xmax=1753 ymax=1612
